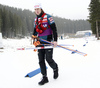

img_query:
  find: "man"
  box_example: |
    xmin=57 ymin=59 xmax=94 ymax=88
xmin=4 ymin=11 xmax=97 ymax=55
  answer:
xmin=33 ymin=3 xmax=59 ymax=85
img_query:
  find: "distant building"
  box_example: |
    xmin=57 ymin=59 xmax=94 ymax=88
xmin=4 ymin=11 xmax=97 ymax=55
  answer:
xmin=75 ymin=30 xmax=92 ymax=37
xmin=0 ymin=33 xmax=3 ymax=49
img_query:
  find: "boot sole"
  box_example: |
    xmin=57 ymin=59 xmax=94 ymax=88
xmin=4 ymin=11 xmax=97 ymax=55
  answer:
xmin=38 ymin=81 xmax=49 ymax=85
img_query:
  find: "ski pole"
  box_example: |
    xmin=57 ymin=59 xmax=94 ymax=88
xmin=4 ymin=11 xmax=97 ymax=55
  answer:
xmin=39 ymin=44 xmax=74 ymax=47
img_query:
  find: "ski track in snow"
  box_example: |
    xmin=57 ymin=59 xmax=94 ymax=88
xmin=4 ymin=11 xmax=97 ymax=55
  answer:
xmin=0 ymin=36 xmax=100 ymax=88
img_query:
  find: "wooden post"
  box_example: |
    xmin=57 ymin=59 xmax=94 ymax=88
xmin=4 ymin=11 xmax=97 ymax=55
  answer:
xmin=96 ymin=20 xmax=99 ymax=40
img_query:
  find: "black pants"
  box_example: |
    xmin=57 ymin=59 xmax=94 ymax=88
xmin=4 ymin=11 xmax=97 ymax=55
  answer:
xmin=38 ymin=48 xmax=58 ymax=76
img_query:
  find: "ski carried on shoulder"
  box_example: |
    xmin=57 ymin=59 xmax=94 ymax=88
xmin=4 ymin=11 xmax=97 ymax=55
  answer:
xmin=32 ymin=35 xmax=87 ymax=56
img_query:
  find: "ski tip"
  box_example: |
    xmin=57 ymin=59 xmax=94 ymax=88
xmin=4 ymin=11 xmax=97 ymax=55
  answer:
xmin=25 ymin=75 xmax=29 ymax=77
xmin=84 ymin=54 xmax=87 ymax=57
xmin=83 ymin=45 xmax=86 ymax=46
xmin=71 ymin=50 xmax=77 ymax=54
xmin=17 ymin=48 xmax=25 ymax=50
xmin=71 ymin=51 xmax=75 ymax=54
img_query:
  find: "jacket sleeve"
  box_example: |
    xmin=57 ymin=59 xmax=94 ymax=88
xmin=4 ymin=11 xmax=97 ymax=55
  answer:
xmin=47 ymin=14 xmax=58 ymax=41
xmin=33 ymin=28 xmax=38 ymax=36
xmin=33 ymin=19 xmax=38 ymax=36
xmin=50 ymin=23 xmax=58 ymax=41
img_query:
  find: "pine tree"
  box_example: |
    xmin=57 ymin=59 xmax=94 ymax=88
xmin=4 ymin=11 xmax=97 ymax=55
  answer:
xmin=0 ymin=9 xmax=2 ymax=32
xmin=88 ymin=0 xmax=100 ymax=36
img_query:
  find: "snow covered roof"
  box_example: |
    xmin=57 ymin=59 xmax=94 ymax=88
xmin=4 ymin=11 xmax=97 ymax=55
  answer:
xmin=75 ymin=30 xmax=92 ymax=36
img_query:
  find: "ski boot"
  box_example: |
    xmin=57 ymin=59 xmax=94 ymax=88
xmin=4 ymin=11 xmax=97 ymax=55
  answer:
xmin=38 ymin=76 xmax=49 ymax=85
xmin=53 ymin=68 xmax=59 ymax=79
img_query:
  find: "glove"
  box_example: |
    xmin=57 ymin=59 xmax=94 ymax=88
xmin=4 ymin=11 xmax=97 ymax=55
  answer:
xmin=32 ymin=38 xmax=40 ymax=47
xmin=53 ymin=41 xmax=57 ymax=47
xmin=33 ymin=40 xmax=40 ymax=47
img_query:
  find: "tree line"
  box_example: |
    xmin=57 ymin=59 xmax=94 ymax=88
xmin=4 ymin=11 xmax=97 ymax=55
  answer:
xmin=88 ymin=0 xmax=100 ymax=39
xmin=0 ymin=4 xmax=91 ymax=38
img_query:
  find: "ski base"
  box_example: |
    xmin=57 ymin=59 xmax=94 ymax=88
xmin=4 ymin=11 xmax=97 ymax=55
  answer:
xmin=25 ymin=67 xmax=48 ymax=78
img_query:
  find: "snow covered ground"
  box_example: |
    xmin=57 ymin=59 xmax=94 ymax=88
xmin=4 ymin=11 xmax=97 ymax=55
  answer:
xmin=0 ymin=36 xmax=100 ymax=88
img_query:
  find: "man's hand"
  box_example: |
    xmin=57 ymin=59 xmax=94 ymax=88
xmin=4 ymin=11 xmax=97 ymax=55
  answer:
xmin=53 ymin=41 xmax=57 ymax=47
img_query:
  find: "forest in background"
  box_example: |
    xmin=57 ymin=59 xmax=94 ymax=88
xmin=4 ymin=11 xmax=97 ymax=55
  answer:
xmin=0 ymin=4 xmax=91 ymax=38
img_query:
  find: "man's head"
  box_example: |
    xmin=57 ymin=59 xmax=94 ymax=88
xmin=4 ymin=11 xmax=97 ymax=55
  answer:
xmin=34 ymin=3 xmax=43 ymax=15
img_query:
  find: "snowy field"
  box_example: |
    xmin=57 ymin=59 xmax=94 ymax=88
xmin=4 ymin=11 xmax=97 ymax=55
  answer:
xmin=0 ymin=36 xmax=100 ymax=88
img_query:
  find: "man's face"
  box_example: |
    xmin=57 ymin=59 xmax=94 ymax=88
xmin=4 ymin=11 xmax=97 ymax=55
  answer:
xmin=35 ymin=8 xmax=41 ymax=15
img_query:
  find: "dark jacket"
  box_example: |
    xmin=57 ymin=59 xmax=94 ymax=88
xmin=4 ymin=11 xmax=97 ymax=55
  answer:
xmin=33 ymin=12 xmax=58 ymax=43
